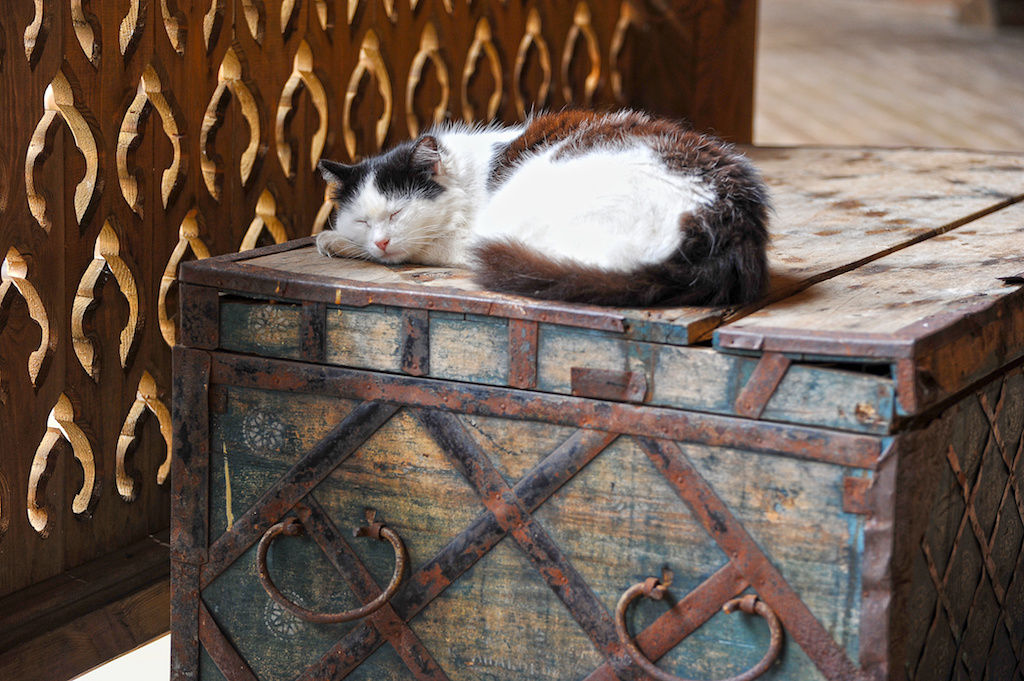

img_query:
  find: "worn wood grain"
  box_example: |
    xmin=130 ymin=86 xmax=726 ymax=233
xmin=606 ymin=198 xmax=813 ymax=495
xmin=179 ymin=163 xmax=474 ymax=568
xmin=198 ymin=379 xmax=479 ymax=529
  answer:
xmin=719 ymin=201 xmax=1024 ymax=336
xmin=540 ymin=326 xmax=895 ymax=434
xmin=221 ymin=300 xmax=896 ymax=433
xmin=429 ymin=313 xmax=509 ymax=386
xmin=532 ymin=435 xmax=867 ymax=678
xmin=207 ymin=387 xmax=360 ymax=543
xmin=895 ymin=363 xmax=1024 ymax=681
xmin=0 ymin=577 xmax=169 ymax=681
xmin=0 ymin=532 xmax=168 ymax=656
xmin=717 ymin=199 xmax=1024 ymax=414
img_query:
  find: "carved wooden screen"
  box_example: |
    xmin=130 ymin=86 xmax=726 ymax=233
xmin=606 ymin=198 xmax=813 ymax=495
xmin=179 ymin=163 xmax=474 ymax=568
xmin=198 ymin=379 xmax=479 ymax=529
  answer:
xmin=0 ymin=1 xmax=754 ymax=678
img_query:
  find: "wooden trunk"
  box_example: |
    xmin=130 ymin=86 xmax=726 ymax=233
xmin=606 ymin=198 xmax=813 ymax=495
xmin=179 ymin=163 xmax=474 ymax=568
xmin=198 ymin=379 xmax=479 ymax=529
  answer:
xmin=171 ymin=146 xmax=1024 ymax=681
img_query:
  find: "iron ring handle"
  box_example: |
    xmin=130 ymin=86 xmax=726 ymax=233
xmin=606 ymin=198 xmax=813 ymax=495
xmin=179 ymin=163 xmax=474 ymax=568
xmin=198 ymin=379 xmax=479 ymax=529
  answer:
xmin=615 ymin=577 xmax=784 ymax=681
xmin=256 ymin=514 xmax=408 ymax=623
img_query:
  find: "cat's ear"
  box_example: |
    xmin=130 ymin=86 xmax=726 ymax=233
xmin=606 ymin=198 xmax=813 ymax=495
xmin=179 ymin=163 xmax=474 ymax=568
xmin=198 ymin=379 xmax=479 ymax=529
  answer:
xmin=318 ymin=159 xmax=352 ymax=185
xmin=411 ymin=136 xmax=444 ymax=176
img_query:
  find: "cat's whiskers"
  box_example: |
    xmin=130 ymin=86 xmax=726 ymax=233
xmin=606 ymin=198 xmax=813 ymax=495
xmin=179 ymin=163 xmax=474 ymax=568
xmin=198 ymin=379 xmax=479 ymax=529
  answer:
xmin=323 ymin=233 xmax=374 ymax=260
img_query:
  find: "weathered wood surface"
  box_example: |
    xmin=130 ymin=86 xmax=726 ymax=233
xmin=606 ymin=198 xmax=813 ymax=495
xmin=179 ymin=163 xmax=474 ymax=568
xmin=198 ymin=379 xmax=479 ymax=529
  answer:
xmin=235 ymin=147 xmax=1024 ymax=343
xmin=0 ymin=578 xmax=170 ymax=681
xmin=718 ymin=200 xmax=1024 ymax=336
xmin=0 ymin=534 xmax=169 ymax=681
xmin=219 ymin=299 xmax=896 ymax=433
xmin=0 ymin=531 xmax=169 ymax=653
xmin=716 ymin=199 xmax=1024 ymax=414
xmin=201 ymin=383 xmax=870 ymax=680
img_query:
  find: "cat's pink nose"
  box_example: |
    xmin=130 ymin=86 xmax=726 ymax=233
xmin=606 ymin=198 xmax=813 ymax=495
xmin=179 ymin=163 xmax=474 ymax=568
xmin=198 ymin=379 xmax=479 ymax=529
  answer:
xmin=375 ymin=238 xmax=390 ymax=253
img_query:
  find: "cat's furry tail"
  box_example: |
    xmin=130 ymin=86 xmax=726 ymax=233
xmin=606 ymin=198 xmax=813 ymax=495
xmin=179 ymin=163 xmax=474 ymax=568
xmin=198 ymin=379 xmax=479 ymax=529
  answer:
xmin=471 ymin=227 xmax=769 ymax=308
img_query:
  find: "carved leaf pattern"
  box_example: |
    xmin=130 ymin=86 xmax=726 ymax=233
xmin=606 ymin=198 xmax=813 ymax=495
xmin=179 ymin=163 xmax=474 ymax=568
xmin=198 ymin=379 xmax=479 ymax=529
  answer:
xmin=202 ymin=48 xmax=261 ymax=200
xmin=312 ymin=185 xmax=333 ymax=235
xmin=24 ymin=84 xmax=61 ymax=234
xmin=118 ymin=64 xmax=185 ymax=215
xmin=71 ymin=220 xmax=142 ymax=380
xmin=48 ymin=70 xmax=101 ymax=228
xmin=159 ymin=211 xmax=211 ymax=348
xmin=462 ymin=17 xmax=502 ymax=122
xmin=406 ymin=21 xmax=449 ymax=137
xmin=611 ymin=0 xmax=640 ymax=104
xmin=349 ymin=0 xmax=398 ymax=25
xmin=241 ymin=0 xmax=266 ymax=43
xmin=116 ymin=372 xmax=172 ymax=501
xmin=314 ymin=0 xmax=331 ymax=31
xmin=27 ymin=394 xmax=98 ymax=535
xmin=277 ymin=41 xmax=328 ymax=177
xmin=343 ymin=30 xmax=393 ymax=159
xmin=204 ymin=0 xmax=226 ymax=51
xmin=24 ymin=0 xmax=47 ymax=65
xmin=0 ymin=247 xmax=54 ymax=387
xmin=72 ymin=0 xmax=102 ymax=65
xmin=240 ymin=189 xmax=288 ymax=251
xmin=160 ymin=0 xmax=187 ymax=54
xmin=118 ymin=0 xmax=145 ymax=58
xmin=513 ymin=9 xmax=552 ymax=118
xmin=562 ymin=2 xmax=601 ymax=106
xmin=25 ymin=70 xmax=104 ymax=233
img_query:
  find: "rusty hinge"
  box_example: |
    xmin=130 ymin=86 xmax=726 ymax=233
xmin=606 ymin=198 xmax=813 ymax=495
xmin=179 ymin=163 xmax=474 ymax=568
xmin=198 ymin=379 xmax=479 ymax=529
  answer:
xmin=571 ymin=367 xmax=647 ymax=403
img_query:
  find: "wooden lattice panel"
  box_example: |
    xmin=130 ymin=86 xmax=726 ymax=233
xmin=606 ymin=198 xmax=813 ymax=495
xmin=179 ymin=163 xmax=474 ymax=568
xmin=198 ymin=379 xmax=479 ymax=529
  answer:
xmin=905 ymin=364 xmax=1024 ymax=680
xmin=0 ymin=0 xmax=756 ymax=615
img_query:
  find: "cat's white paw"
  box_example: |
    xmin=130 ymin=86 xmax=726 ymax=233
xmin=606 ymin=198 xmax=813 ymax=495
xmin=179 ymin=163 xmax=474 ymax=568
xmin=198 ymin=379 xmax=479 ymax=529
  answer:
xmin=315 ymin=230 xmax=345 ymax=258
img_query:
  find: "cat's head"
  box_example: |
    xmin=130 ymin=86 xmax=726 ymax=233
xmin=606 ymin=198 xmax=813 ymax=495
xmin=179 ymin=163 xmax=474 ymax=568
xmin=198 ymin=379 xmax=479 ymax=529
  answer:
xmin=318 ymin=136 xmax=446 ymax=264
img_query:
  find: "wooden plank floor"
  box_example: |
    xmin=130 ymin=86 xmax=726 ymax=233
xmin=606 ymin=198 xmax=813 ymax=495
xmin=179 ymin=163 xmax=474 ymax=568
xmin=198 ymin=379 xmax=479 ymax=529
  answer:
xmin=755 ymin=0 xmax=1024 ymax=151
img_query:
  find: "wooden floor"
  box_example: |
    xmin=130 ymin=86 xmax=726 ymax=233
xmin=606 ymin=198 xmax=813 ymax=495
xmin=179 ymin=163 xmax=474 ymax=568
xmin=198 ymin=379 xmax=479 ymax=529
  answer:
xmin=755 ymin=0 xmax=1024 ymax=151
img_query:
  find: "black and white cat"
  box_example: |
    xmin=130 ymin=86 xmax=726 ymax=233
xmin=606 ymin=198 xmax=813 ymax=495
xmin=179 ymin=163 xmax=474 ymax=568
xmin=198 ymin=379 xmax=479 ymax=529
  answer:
xmin=316 ymin=109 xmax=770 ymax=307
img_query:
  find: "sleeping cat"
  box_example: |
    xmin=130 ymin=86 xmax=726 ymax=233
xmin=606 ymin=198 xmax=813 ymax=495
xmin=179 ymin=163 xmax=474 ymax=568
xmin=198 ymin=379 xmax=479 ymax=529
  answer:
xmin=316 ymin=109 xmax=770 ymax=307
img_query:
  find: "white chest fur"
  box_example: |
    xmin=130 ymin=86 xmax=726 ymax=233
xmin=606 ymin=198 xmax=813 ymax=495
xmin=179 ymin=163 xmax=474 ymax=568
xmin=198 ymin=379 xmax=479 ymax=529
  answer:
xmin=471 ymin=142 xmax=717 ymax=271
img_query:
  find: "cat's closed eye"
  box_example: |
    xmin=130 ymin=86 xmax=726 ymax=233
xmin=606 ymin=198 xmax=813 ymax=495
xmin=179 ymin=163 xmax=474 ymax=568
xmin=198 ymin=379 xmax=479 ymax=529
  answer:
xmin=389 ymin=209 xmax=402 ymax=221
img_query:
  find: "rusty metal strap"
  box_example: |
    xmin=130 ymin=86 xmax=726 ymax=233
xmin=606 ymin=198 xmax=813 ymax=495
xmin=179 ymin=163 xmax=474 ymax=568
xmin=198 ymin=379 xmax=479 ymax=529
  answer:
xmin=734 ymin=352 xmax=791 ymax=419
xmin=508 ymin=319 xmax=539 ymax=390
xmin=200 ymin=401 xmax=400 ymax=589
xmin=294 ymin=498 xmax=450 ymax=681
xmin=583 ymin=563 xmax=750 ymax=681
xmin=210 ymin=352 xmax=883 ymax=469
xmin=571 ymin=367 xmax=648 ymax=403
xmin=198 ymin=599 xmax=259 ymax=681
xmin=293 ymin=428 xmax=619 ymax=680
xmin=171 ymin=347 xmax=211 ymax=564
xmin=636 ymin=437 xmax=868 ymax=681
xmin=414 ymin=408 xmax=640 ymax=679
xmin=301 ymin=302 xmax=326 ymax=363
